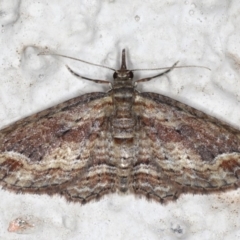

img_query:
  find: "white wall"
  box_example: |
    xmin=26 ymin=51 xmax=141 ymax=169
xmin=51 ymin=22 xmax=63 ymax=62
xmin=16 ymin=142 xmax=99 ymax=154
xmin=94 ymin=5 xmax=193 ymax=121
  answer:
xmin=1 ymin=0 xmax=240 ymax=239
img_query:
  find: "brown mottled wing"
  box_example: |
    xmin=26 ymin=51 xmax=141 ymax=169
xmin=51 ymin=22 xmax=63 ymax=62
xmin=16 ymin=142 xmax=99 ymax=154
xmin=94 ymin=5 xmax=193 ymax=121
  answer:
xmin=132 ymin=92 xmax=240 ymax=203
xmin=0 ymin=92 xmax=116 ymax=203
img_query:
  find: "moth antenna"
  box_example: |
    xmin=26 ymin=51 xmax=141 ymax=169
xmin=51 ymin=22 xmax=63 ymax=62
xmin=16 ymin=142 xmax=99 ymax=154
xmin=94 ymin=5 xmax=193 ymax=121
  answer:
xmin=132 ymin=65 xmax=211 ymax=71
xmin=38 ymin=52 xmax=116 ymax=71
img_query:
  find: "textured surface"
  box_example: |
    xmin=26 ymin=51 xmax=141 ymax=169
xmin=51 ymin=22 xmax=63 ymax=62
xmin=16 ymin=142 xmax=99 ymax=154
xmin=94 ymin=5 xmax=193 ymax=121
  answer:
xmin=1 ymin=0 xmax=240 ymax=240
xmin=1 ymin=50 xmax=240 ymax=205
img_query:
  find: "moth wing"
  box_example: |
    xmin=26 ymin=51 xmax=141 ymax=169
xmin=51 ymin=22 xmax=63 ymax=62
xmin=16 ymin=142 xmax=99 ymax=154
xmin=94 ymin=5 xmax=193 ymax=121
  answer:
xmin=132 ymin=92 xmax=240 ymax=202
xmin=0 ymin=92 xmax=116 ymax=202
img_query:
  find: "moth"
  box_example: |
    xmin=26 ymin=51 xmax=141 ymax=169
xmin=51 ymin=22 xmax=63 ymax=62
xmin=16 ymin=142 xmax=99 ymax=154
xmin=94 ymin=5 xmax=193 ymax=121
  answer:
xmin=0 ymin=49 xmax=240 ymax=204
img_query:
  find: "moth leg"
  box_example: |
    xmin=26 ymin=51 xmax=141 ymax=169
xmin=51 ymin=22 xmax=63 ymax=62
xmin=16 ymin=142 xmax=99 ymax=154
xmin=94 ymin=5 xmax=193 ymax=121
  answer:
xmin=66 ymin=65 xmax=110 ymax=84
xmin=135 ymin=61 xmax=178 ymax=83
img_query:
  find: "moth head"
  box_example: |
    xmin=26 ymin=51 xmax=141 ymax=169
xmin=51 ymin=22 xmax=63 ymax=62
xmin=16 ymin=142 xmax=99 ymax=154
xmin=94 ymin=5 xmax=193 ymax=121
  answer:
xmin=113 ymin=49 xmax=134 ymax=80
xmin=113 ymin=69 xmax=134 ymax=79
